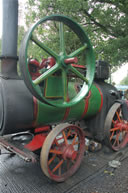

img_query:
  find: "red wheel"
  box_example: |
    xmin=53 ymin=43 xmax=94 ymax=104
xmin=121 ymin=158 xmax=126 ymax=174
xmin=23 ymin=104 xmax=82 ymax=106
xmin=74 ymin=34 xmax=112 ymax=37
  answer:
xmin=40 ymin=123 xmax=85 ymax=182
xmin=104 ymin=103 xmax=128 ymax=151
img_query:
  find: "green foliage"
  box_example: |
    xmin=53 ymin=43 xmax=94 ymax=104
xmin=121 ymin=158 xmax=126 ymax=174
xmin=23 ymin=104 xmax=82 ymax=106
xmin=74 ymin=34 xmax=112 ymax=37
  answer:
xmin=120 ymin=76 xmax=128 ymax=85
xmin=25 ymin=0 xmax=128 ymax=69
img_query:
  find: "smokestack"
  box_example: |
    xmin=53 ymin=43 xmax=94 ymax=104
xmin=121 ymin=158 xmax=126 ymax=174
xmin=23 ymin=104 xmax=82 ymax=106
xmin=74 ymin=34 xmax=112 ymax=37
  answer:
xmin=1 ymin=0 xmax=18 ymax=77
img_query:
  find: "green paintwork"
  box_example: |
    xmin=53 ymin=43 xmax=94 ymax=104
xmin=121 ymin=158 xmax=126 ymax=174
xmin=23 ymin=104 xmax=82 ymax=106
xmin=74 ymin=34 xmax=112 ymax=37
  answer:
xmin=36 ymin=82 xmax=102 ymax=125
xmin=44 ymin=76 xmax=63 ymax=98
xmin=20 ymin=15 xmax=95 ymax=108
xmin=84 ymin=84 xmax=102 ymax=119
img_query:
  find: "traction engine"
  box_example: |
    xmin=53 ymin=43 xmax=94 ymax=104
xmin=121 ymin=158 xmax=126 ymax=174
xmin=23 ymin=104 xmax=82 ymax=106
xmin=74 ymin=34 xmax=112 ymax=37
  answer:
xmin=0 ymin=0 xmax=128 ymax=182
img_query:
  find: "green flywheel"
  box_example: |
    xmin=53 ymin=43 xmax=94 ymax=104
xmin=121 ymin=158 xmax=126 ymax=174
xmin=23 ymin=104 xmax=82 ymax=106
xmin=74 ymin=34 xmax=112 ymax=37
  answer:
xmin=19 ymin=15 xmax=95 ymax=108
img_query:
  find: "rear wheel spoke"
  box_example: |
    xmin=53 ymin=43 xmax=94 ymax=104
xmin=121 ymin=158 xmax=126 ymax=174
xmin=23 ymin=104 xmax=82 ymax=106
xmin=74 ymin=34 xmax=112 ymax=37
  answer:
xmin=116 ymin=111 xmax=122 ymax=122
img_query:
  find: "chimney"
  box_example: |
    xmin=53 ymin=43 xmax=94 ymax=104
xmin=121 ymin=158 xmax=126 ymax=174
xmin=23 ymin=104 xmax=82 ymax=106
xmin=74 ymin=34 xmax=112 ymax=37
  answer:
xmin=1 ymin=0 xmax=18 ymax=77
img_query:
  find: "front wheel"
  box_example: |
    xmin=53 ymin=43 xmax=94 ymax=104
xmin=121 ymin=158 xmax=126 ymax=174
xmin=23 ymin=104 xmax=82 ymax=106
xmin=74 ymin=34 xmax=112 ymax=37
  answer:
xmin=40 ymin=123 xmax=85 ymax=182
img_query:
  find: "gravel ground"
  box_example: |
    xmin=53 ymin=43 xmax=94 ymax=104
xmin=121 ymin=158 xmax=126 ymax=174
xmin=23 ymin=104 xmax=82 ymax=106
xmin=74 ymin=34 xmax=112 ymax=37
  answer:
xmin=0 ymin=144 xmax=128 ymax=193
xmin=69 ymin=157 xmax=128 ymax=193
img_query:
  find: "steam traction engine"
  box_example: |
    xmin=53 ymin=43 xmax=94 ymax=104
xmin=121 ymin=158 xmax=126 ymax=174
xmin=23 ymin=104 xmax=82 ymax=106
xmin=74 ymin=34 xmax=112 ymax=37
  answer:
xmin=0 ymin=0 xmax=128 ymax=182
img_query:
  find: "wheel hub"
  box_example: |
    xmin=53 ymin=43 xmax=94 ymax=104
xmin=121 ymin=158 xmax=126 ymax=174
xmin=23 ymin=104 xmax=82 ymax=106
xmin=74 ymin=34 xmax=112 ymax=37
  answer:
xmin=62 ymin=144 xmax=77 ymax=160
xmin=115 ymin=122 xmax=128 ymax=131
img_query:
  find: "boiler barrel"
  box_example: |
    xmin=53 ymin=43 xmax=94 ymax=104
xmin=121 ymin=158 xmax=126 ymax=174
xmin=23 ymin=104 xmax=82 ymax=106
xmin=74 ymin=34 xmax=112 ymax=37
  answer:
xmin=33 ymin=84 xmax=103 ymax=126
xmin=0 ymin=79 xmax=102 ymax=135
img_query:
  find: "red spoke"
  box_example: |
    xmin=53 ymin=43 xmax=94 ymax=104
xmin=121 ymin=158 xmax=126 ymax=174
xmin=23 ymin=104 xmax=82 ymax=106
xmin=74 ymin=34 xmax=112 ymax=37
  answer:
xmin=54 ymin=138 xmax=59 ymax=146
xmin=72 ymin=134 xmax=77 ymax=145
xmin=52 ymin=159 xmax=64 ymax=173
xmin=48 ymin=154 xmax=56 ymax=165
xmin=116 ymin=111 xmax=122 ymax=122
xmin=57 ymin=136 xmax=64 ymax=142
xmin=116 ymin=132 xmax=120 ymax=146
xmin=110 ymin=131 xmax=115 ymax=141
xmin=113 ymin=138 xmax=117 ymax=147
xmin=67 ymin=129 xmax=71 ymax=138
xmin=113 ymin=132 xmax=120 ymax=146
xmin=110 ymin=127 xmax=120 ymax=132
xmin=112 ymin=119 xmax=116 ymax=124
xmin=49 ymin=149 xmax=63 ymax=154
xmin=62 ymin=131 xmax=68 ymax=145
xmin=74 ymin=141 xmax=79 ymax=145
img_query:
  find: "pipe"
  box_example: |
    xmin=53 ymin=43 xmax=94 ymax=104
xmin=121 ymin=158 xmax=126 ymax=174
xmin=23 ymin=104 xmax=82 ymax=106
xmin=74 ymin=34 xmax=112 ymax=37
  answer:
xmin=1 ymin=0 xmax=18 ymax=77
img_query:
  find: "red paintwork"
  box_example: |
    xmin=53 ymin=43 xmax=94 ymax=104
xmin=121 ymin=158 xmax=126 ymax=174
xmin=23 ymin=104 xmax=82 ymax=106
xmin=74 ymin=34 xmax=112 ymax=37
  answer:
xmin=25 ymin=126 xmax=51 ymax=151
xmin=64 ymin=57 xmax=78 ymax=64
xmin=95 ymin=84 xmax=103 ymax=112
xmin=62 ymin=107 xmax=70 ymax=121
xmin=71 ymin=64 xmax=86 ymax=68
xmin=25 ymin=134 xmax=47 ymax=151
xmin=35 ymin=126 xmax=51 ymax=133
xmin=28 ymin=57 xmax=56 ymax=80
xmin=29 ymin=57 xmax=85 ymax=81
xmin=81 ymin=91 xmax=91 ymax=119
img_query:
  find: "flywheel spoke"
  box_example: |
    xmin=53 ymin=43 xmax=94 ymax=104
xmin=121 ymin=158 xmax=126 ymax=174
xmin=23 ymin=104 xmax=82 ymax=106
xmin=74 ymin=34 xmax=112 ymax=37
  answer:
xmin=31 ymin=35 xmax=58 ymax=59
xmin=59 ymin=22 xmax=65 ymax=54
xmin=68 ymin=44 xmax=88 ymax=57
xmin=69 ymin=65 xmax=88 ymax=84
xmin=33 ymin=63 xmax=60 ymax=85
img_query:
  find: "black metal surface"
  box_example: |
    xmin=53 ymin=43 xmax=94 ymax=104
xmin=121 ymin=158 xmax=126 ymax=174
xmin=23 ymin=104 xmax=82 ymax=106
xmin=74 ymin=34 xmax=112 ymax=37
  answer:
xmin=0 ymin=78 xmax=34 ymax=135
xmin=1 ymin=0 xmax=18 ymax=76
xmin=86 ymin=81 xmax=120 ymax=142
xmin=0 ymin=145 xmax=128 ymax=193
xmin=95 ymin=60 xmax=110 ymax=80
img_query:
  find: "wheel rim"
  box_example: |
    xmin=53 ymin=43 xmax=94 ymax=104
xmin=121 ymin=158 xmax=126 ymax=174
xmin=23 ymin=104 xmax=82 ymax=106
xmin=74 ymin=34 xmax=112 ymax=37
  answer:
xmin=19 ymin=15 xmax=95 ymax=108
xmin=40 ymin=123 xmax=85 ymax=182
xmin=104 ymin=103 xmax=128 ymax=151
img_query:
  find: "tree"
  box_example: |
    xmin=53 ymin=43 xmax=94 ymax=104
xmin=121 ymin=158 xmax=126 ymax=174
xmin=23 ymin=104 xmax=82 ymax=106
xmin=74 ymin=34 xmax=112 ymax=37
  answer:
xmin=25 ymin=0 xmax=128 ymax=70
xmin=120 ymin=76 xmax=128 ymax=85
